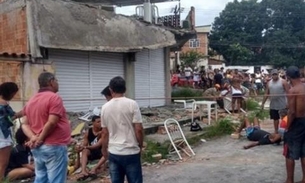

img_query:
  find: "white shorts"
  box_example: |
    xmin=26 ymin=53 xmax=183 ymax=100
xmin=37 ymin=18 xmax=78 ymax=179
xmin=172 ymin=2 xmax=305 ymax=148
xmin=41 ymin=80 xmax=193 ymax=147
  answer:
xmin=0 ymin=129 xmax=13 ymax=148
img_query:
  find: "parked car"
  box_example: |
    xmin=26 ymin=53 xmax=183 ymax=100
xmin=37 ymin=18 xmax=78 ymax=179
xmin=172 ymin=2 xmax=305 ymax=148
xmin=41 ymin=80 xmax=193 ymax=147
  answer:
xmin=171 ymin=74 xmax=194 ymax=87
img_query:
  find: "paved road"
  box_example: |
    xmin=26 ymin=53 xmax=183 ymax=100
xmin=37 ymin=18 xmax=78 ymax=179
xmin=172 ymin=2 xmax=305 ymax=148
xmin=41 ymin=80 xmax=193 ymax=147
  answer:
xmin=143 ymin=122 xmax=303 ymax=183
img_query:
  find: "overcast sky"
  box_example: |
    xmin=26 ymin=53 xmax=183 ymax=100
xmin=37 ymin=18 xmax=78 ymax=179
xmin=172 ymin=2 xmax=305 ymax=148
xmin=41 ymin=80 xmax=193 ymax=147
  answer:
xmin=116 ymin=0 xmax=234 ymax=26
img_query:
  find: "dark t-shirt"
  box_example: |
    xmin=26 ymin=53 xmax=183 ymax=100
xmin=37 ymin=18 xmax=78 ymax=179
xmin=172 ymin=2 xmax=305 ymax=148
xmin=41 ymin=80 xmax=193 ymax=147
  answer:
xmin=248 ymin=129 xmax=272 ymax=145
xmin=214 ymin=74 xmax=223 ymax=85
xmin=7 ymin=145 xmax=30 ymax=170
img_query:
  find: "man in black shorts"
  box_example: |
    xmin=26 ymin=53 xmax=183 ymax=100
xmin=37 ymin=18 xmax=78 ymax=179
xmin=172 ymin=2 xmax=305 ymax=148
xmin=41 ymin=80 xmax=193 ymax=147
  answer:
xmin=233 ymin=116 xmax=281 ymax=149
xmin=284 ymin=66 xmax=305 ymax=183
xmin=262 ymin=69 xmax=290 ymax=134
xmin=76 ymin=116 xmax=104 ymax=181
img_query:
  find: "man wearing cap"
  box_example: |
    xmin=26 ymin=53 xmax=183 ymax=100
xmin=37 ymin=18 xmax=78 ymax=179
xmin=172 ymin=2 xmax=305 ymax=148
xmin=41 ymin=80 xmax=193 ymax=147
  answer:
xmin=203 ymin=84 xmax=223 ymax=108
xmin=284 ymin=66 xmax=305 ymax=183
xmin=261 ymin=69 xmax=290 ymax=134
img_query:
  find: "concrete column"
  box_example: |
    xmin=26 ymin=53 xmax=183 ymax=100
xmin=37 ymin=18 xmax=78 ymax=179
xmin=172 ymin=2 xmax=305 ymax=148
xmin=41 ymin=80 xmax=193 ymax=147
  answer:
xmin=124 ymin=53 xmax=135 ymax=99
xmin=164 ymin=47 xmax=171 ymax=105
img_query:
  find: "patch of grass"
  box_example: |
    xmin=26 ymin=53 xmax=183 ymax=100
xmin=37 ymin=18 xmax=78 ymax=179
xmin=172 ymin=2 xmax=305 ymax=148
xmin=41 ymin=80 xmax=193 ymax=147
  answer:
xmin=244 ymin=98 xmax=269 ymax=122
xmin=204 ymin=118 xmax=236 ymax=139
xmin=248 ymin=109 xmax=269 ymax=123
xmin=2 ymin=178 xmax=10 ymax=183
xmin=187 ymin=118 xmax=237 ymax=146
xmin=245 ymin=98 xmax=260 ymax=111
xmin=141 ymin=140 xmax=170 ymax=163
xmin=171 ymin=88 xmax=202 ymax=100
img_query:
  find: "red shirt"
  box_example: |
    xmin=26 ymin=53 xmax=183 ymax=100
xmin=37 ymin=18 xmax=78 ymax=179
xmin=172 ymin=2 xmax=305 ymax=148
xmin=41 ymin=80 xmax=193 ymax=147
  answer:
xmin=23 ymin=91 xmax=71 ymax=145
xmin=280 ymin=116 xmax=288 ymax=129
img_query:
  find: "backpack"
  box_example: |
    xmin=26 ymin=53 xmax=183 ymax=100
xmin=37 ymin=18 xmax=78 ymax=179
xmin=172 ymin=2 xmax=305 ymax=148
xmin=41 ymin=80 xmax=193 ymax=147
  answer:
xmin=190 ymin=121 xmax=202 ymax=132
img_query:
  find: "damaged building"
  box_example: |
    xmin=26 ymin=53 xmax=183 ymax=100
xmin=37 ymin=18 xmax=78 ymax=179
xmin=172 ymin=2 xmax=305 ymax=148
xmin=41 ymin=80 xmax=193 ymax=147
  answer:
xmin=0 ymin=0 xmax=195 ymax=112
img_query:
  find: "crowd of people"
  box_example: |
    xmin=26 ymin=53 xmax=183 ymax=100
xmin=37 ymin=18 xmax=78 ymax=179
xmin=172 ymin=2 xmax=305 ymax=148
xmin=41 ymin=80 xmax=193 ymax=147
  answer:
xmin=0 ymin=73 xmax=144 ymax=183
xmin=175 ymin=65 xmax=300 ymax=94
xmin=0 ymin=65 xmax=304 ymax=183
xmin=177 ymin=65 xmax=305 ymax=183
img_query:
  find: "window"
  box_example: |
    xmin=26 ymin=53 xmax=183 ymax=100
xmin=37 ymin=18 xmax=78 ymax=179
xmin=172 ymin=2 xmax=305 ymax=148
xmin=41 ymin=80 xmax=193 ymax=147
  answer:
xmin=189 ymin=39 xmax=200 ymax=48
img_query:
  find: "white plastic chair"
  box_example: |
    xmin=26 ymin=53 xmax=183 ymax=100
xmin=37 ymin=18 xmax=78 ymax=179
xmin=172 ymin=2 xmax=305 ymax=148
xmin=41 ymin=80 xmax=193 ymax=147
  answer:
xmin=223 ymin=96 xmax=247 ymax=114
xmin=174 ymin=99 xmax=197 ymax=110
xmin=78 ymin=107 xmax=101 ymax=122
xmin=164 ymin=118 xmax=195 ymax=159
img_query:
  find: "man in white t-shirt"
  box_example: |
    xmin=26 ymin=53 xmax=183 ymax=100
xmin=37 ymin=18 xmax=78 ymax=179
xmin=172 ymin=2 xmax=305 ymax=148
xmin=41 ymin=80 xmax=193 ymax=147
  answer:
xmin=101 ymin=76 xmax=143 ymax=183
xmin=193 ymin=67 xmax=200 ymax=88
xmin=255 ymin=70 xmax=263 ymax=91
xmin=184 ymin=65 xmax=193 ymax=80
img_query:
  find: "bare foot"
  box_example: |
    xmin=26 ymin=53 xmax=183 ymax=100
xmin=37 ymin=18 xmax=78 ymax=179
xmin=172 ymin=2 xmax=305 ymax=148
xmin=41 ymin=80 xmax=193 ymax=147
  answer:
xmin=89 ymin=167 xmax=98 ymax=175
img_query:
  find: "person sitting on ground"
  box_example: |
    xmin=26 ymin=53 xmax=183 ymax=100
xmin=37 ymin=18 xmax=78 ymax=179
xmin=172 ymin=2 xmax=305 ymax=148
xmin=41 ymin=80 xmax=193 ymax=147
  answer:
xmin=5 ymin=128 xmax=34 ymax=181
xmin=76 ymin=116 xmax=106 ymax=181
xmin=233 ymin=116 xmax=282 ymax=149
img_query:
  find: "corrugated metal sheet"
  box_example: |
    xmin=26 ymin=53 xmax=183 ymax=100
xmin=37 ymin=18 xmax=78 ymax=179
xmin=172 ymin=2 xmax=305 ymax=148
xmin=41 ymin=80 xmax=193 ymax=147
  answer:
xmin=90 ymin=52 xmax=124 ymax=108
xmin=49 ymin=49 xmax=91 ymax=112
xmin=135 ymin=50 xmax=150 ymax=107
xmin=149 ymin=48 xmax=166 ymax=107
xmin=135 ymin=49 xmax=165 ymax=107
xmin=49 ymin=49 xmax=125 ymax=112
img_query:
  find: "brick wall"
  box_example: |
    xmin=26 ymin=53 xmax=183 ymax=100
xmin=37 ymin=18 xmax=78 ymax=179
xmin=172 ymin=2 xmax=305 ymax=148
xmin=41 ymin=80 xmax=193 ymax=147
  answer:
xmin=0 ymin=61 xmax=22 ymax=100
xmin=0 ymin=6 xmax=27 ymax=53
xmin=181 ymin=33 xmax=208 ymax=55
xmin=209 ymin=59 xmax=223 ymax=65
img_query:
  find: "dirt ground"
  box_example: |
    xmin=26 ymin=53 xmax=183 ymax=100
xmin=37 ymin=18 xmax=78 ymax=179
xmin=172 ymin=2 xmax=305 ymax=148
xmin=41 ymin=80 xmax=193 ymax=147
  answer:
xmin=143 ymin=120 xmax=303 ymax=183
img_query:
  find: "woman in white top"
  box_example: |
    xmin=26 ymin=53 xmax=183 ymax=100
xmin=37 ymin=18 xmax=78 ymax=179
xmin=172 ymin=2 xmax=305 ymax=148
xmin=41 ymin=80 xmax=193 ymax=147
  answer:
xmin=230 ymin=78 xmax=244 ymax=113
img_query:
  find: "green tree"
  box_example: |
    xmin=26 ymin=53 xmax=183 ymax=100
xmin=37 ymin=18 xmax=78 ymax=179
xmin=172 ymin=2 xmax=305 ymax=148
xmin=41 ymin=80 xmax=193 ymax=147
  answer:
xmin=209 ymin=0 xmax=305 ymax=67
xmin=180 ymin=50 xmax=206 ymax=67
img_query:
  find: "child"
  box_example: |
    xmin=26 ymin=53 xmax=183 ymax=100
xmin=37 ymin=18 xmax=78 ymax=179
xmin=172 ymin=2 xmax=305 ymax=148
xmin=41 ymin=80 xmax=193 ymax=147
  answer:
xmin=6 ymin=128 xmax=34 ymax=181
xmin=278 ymin=109 xmax=288 ymax=137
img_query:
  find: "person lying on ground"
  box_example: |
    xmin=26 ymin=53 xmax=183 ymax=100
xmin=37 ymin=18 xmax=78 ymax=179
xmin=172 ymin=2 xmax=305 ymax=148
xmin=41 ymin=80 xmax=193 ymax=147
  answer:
xmin=5 ymin=128 xmax=34 ymax=181
xmin=76 ymin=116 xmax=106 ymax=181
xmin=233 ymin=116 xmax=282 ymax=149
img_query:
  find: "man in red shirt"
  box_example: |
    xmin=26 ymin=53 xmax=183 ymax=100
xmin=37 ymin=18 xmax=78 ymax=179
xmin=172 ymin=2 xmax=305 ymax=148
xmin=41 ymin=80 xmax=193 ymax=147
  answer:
xmin=21 ymin=72 xmax=71 ymax=183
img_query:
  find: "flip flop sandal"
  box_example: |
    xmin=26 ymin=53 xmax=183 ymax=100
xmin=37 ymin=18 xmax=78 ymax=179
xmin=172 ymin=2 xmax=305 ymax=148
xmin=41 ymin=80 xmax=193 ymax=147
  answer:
xmin=77 ymin=174 xmax=90 ymax=181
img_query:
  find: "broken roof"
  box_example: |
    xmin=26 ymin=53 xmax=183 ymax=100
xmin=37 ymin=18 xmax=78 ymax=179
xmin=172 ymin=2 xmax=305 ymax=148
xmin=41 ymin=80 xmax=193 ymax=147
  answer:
xmin=29 ymin=0 xmax=181 ymax=54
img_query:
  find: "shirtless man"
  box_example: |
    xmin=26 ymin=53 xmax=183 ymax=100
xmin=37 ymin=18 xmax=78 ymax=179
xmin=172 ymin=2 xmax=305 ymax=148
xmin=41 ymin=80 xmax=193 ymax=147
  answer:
xmin=284 ymin=66 xmax=305 ymax=183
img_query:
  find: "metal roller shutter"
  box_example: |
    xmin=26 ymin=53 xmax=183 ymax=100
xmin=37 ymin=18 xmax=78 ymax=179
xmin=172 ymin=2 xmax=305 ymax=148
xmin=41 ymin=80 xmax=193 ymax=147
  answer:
xmin=135 ymin=49 xmax=166 ymax=107
xmin=90 ymin=52 xmax=124 ymax=108
xmin=149 ymin=49 xmax=166 ymax=107
xmin=49 ymin=49 xmax=91 ymax=112
xmin=135 ymin=50 xmax=150 ymax=107
xmin=49 ymin=50 xmax=125 ymax=112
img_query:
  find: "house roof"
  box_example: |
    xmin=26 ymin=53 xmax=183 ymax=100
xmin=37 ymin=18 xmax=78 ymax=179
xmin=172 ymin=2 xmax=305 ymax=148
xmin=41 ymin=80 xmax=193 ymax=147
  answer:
xmin=29 ymin=0 xmax=185 ymax=55
xmin=71 ymin=0 xmax=179 ymax=6
xmin=195 ymin=25 xmax=211 ymax=33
